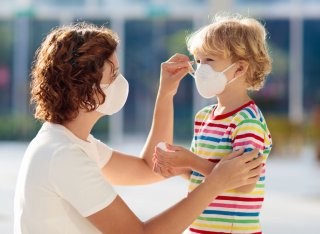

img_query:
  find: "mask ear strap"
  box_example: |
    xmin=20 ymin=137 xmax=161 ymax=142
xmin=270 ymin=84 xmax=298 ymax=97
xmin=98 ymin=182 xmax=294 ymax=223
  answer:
xmin=221 ymin=63 xmax=236 ymax=73
xmin=223 ymin=63 xmax=239 ymax=85
xmin=227 ymin=76 xmax=238 ymax=85
xmin=188 ymin=72 xmax=196 ymax=79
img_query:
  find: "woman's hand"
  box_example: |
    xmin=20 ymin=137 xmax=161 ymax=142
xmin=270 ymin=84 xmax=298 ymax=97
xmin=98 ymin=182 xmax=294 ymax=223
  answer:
xmin=159 ymin=53 xmax=193 ymax=97
xmin=206 ymin=149 xmax=263 ymax=193
xmin=140 ymin=54 xmax=192 ymax=180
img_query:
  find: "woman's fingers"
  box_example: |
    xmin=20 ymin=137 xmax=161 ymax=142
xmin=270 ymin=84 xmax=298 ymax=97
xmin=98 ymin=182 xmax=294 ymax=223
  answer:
xmin=240 ymin=149 xmax=260 ymax=163
xmin=245 ymin=155 xmax=263 ymax=171
xmin=248 ymin=164 xmax=263 ymax=178
xmin=247 ymin=175 xmax=261 ymax=184
xmin=162 ymin=61 xmax=191 ymax=73
xmin=167 ymin=53 xmax=190 ymax=62
xmin=223 ymin=148 xmax=245 ymax=161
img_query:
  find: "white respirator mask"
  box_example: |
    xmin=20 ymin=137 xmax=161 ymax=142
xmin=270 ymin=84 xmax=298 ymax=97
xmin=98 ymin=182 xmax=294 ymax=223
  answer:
xmin=190 ymin=63 xmax=238 ymax=98
xmin=96 ymin=73 xmax=129 ymax=115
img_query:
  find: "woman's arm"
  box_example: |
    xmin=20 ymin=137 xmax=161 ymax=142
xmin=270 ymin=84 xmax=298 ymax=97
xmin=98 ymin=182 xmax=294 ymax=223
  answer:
xmin=88 ymin=149 xmax=263 ymax=234
xmin=102 ymin=150 xmax=162 ymax=185
xmin=102 ymin=54 xmax=192 ymax=185
xmin=140 ymin=54 xmax=192 ymax=171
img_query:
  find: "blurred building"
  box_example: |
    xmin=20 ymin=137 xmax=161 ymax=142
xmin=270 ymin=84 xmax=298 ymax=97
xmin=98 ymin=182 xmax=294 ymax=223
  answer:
xmin=0 ymin=0 xmax=319 ymax=143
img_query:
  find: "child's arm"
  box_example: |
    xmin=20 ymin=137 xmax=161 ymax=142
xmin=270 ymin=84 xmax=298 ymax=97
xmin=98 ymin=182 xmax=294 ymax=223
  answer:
xmin=231 ymin=118 xmax=268 ymax=193
xmin=153 ymin=143 xmax=228 ymax=177
xmin=234 ymin=157 xmax=261 ymax=193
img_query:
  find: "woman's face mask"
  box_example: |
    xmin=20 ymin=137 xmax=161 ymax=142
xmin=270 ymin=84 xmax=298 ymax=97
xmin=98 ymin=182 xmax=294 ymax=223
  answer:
xmin=96 ymin=73 xmax=129 ymax=115
xmin=191 ymin=63 xmax=238 ymax=99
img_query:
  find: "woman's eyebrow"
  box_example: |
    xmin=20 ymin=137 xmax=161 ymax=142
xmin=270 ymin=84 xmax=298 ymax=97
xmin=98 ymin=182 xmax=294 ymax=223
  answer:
xmin=112 ymin=67 xmax=119 ymax=74
xmin=113 ymin=67 xmax=120 ymax=74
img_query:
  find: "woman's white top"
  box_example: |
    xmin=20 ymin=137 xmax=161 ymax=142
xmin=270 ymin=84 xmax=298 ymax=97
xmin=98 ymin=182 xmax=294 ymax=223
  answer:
xmin=14 ymin=122 xmax=117 ymax=234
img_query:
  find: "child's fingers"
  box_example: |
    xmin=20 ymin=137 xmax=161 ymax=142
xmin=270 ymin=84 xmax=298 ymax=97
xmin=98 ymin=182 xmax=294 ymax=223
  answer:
xmin=155 ymin=158 xmax=170 ymax=168
xmin=156 ymin=151 xmax=176 ymax=164
xmin=153 ymin=162 xmax=172 ymax=178
xmin=156 ymin=147 xmax=175 ymax=158
xmin=166 ymin=143 xmax=182 ymax=152
xmin=156 ymin=146 xmax=167 ymax=155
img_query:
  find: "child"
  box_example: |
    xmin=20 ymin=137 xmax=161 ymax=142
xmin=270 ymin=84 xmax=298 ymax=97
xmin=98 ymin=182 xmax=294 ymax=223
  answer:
xmin=154 ymin=14 xmax=272 ymax=234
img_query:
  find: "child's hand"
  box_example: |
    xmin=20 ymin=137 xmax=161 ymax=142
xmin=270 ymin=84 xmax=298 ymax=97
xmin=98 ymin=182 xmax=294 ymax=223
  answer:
xmin=154 ymin=143 xmax=195 ymax=169
xmin=152 ymin=161 xmax=190 ymax=178
xmin=152 ymin=143 xmax=195 ymax=178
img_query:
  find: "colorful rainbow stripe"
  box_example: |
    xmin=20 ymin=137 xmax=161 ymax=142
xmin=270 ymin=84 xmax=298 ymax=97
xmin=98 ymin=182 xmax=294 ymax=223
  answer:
xmin=188 ymin=101 xmax=272 ymax=234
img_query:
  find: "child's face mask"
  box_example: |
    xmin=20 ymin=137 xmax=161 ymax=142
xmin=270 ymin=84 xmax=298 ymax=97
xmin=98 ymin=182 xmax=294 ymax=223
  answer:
xmin=192 ymin=63 xmax=237 ymax=99
xmin=96 ymin=73 xmax=129 ymax=115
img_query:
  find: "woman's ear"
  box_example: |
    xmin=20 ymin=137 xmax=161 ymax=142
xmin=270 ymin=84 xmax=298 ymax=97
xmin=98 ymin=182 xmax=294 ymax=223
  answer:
xmin=235 ymin=60 xmax=249 ymax=78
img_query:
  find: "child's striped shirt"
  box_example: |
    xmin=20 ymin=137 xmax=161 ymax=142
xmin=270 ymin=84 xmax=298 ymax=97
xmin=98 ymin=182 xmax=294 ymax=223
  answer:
xmin=187 ymin=100 xmax=272 ymax=234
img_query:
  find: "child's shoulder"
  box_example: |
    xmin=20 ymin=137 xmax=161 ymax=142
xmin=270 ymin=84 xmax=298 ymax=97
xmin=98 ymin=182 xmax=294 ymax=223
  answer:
xmin=194 ymin=104 xmax=215 ymax=120
xmin=233 ymin=101 xmax=267 ymax=125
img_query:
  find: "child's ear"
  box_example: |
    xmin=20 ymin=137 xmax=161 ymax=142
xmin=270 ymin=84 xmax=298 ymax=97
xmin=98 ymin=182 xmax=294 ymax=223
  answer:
xmin=235 ymin=60 xmax=249 ymax=78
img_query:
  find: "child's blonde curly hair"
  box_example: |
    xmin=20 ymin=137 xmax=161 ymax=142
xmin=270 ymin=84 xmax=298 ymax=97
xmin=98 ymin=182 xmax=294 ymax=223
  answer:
xmin=187 ymin=14 xmax=272 ymax=91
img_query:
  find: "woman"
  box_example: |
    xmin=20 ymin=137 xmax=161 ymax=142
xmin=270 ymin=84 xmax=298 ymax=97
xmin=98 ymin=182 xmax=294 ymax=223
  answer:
xmin=14 ymin=23 xmax=263 ymax=234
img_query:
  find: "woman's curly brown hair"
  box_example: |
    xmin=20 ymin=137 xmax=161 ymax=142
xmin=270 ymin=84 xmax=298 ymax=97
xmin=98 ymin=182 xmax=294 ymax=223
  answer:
xmin=30 ymin=23 xmax=119 ymax=124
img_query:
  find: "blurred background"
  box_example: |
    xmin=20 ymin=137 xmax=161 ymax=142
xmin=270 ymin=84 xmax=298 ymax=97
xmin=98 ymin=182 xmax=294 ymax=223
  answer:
xmin=0 ymin=0 xmax=319 ymax=233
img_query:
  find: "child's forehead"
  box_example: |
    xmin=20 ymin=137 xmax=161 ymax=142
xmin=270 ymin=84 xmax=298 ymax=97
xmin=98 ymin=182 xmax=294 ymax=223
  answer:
xmin=192 ymin=51 xmax=223 ymax=59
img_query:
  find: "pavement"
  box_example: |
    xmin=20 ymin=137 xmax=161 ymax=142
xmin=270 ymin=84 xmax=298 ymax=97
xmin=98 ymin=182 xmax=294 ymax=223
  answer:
xmin=0 ymin=140 xmax=319 ymax=234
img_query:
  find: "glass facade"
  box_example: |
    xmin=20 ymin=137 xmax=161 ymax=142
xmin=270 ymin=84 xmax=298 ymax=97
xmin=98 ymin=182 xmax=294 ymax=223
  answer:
xmin=0 ymin=0 xmax=319 ymax=140
xmin=0 ymin=21 xmax=13 ymax=114
xmin=124 ymin=19 xmax=194 ymax=138
xmin=253 ymin=19 xmax=290 ymax=114
xmin=304 ymin=20 xmax=320 ymax=111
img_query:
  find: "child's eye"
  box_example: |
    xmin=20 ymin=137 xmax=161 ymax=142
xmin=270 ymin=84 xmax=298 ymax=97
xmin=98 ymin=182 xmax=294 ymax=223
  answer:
xmin=195 ymin=59 xmax=200 ymax=64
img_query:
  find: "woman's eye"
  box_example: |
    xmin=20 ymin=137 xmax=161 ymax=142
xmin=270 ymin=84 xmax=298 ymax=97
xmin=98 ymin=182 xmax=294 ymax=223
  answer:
xmin=115 ymin=71 xmax=120 ymax=77
xmin=111 ymin=72 xmax=119 ymax=81
xmin=206 ymin=58 xmax=214 ymax=62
